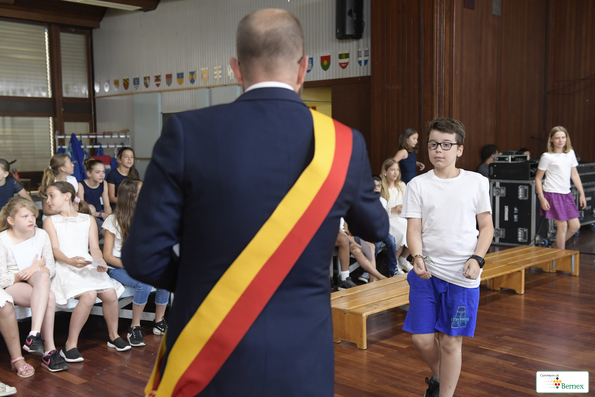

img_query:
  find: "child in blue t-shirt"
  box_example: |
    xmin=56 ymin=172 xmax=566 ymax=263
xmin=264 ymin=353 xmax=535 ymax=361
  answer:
xmin=0 ymin=159 xmax=32 ymax=209
xmin=401 ymin=118 xmax=493 ymax=397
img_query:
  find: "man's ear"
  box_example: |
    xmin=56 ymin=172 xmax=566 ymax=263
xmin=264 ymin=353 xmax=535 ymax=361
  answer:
xmin=230 ymin=57 xmax=244 ymax=87
xmin=295 ymin=54 xmax=308 ymax=91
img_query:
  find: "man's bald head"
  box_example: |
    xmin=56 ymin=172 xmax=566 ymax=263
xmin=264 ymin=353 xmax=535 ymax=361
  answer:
xmin=236 ymin=8 xmax=304 ymax=83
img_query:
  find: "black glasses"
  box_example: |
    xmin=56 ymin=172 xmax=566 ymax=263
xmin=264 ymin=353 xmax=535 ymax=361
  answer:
xmin=427 ymin=141 xmax=459 ymax=151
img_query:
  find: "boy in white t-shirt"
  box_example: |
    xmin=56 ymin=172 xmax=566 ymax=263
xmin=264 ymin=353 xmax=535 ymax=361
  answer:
xmin=401 ymin=117 xmax=493 ymax=397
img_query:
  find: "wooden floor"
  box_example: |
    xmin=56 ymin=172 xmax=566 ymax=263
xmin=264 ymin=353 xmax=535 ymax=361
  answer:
xmin=0 ymin=227 xmax=594 ymax=396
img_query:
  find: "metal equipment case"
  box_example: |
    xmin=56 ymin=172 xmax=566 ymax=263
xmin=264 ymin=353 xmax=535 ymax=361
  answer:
xmin=491 ymin=179 xmax=546 ymax=246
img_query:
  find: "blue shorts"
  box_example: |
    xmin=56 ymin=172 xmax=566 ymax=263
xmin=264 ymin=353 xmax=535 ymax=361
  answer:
xmin=403 ymin=271 xmax=479 ymax=337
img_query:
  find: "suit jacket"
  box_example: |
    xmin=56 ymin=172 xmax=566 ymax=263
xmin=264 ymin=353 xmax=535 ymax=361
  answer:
xmin=122 ymin=87 xmax=389 ymax=396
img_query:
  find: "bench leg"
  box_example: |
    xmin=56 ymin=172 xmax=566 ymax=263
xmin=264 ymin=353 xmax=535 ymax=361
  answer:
xmin=490 ymin=269 xmax=525 ymax=294
xmin=550 ymin=255 xmax=580 ymax=276
xmin=332 ymin=309 xmax=368 ymax=350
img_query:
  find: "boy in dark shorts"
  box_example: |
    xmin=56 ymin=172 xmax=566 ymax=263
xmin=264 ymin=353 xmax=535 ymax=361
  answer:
xmin=401 ymin=118 xmax=494 ymax=397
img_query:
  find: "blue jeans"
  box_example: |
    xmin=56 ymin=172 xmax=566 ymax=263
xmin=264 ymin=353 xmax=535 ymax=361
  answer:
xmin=108 ymin=267 xmax=169 ymax=306
xmin=374 ymin=234 xmax=398 ymax=275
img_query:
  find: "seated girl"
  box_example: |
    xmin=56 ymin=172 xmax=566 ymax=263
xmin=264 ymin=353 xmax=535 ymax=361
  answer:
xmin=0 ymin=197 xmax=68 ymax=372
xmin=43 ymin=182 xmax=129 ymax=363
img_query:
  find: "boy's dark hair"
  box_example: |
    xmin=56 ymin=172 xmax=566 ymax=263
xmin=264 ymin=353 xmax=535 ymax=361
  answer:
xmin=481 ymin=144 xmax=499 ymax=162
xmin=372 ymin=174 xmax=382 ymax=182
xmin=426 ymin=117 xmax=465 ymax=145
xmin=517 ymin=147 xmax=529 ymax=154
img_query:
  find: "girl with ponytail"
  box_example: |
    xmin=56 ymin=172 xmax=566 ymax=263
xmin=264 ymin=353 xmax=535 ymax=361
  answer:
xmin=39 ymin=154 xmax=78 ymax=216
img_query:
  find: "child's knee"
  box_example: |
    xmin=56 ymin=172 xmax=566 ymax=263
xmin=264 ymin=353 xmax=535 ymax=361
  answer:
xmin=412 ymin=333 xmax=436 ymax=351
xmin=79 ymin=291 xmax=97 ymax=306
xmin=438 ymin=334 xmax=462 ymax=355
xmin=101 ymin=289 xmax=117 ymax=303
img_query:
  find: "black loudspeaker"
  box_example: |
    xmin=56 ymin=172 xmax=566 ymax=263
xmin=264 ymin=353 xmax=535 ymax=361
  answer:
xmin=336 ymin=0 xmax=363 ymax=40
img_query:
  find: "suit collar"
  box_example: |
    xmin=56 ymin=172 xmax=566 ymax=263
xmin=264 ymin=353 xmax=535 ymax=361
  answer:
xmin=236 ymin=86 xmax=306 ymax=106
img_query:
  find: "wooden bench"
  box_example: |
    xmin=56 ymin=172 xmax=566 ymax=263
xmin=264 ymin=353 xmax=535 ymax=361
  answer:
xmin=331 ymin=246 xmax=580 ymax=349
xmin=331 ymin=274 xmax=409 ymax=349
xmin=482 ymin=246 xmax=580 ymax=294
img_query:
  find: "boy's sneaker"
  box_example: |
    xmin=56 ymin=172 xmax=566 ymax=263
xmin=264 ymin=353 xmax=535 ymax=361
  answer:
xmin=358 ymin=271 xmax=370 ymax=283
xmin=60 ymin=347 xmax=84 ymax=363
xmin=153 ymin=319 xmax=168 ymax=336
xmin=338 ymin=277 xmax=357 ymax=290
xmin=23 ymin=332 xmax=45 ymax=355
xmin=41 ymin=350 xmax=69 ymax=372
xmin=424 ymin=376 xmax=440 ymax=397
xmin=398 ymin=256 xmax=413 ymax=272
xmin=127 ymin=326 xmax=146 ymax=347
xmin=390 ymin=267 xmax=404 ymax=277
xmin=107 ymin=337 xmax=131 ymax=352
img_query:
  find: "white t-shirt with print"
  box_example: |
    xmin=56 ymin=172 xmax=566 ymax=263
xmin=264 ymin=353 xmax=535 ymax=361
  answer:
xmin=401 ymin=169 xmax=492 ymax=288
xmin=537 ymin=150 xmax=579 ymax=194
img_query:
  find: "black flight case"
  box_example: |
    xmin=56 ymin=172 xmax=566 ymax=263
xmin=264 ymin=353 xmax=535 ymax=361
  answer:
xmin=491 ymin=179 xmax=547 ymax=246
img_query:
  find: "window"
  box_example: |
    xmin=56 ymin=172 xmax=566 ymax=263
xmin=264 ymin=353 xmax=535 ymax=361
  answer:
xmin=61 ymin=32 xmax=89 ymax=98
xmin=0 ymin=20 xmax=51 ymax=98
xmin=0 ymin=117 xmax=52 ymax=172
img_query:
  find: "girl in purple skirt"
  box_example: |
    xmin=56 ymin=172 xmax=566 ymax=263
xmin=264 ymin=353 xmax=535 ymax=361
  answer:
xmin=535 ymin=126 xmax=586 ymax=249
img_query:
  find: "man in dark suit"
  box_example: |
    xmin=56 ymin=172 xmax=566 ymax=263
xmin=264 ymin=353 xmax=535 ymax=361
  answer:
xmin=122 ymin=8 xmax=388 ymax=397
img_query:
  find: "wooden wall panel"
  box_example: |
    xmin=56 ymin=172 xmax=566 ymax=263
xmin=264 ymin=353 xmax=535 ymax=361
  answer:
xmin=371 ymin=0 xmax=429 ymax=173
xmin=547 ymin=0 xmax=595 ymax=163
xmin=499 ymin=0 xmax=547 ymax=159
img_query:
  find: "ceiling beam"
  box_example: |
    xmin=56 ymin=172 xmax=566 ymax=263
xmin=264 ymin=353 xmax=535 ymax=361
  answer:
xmin=0 ymin=0 xmax=106 ymax=28
xmin=105 ymin=0 xmax=159 ymax=11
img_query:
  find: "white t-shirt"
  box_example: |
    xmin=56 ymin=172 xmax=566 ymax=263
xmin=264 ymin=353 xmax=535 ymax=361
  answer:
xmin=537 ymin=150 xmax=578 ymax=194
xmin=401 ymin=169 xmax=492 ymax=288
xmin=102 ymin=215 xmax=122 ymax=257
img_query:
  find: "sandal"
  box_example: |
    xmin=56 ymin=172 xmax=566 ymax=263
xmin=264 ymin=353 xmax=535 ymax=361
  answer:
xmin=0 ymin=381 xmax=16 ymax=396
xmin=10 ymin=357 xmax=34 ymax=379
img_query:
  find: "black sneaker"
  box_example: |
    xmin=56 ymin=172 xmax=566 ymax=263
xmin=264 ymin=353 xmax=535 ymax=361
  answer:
xmin=127 ymin=326 xmax=146 ymax=347
xmin=153 ymin=319 xmax=168 ymax=336
xmin=338 ymin=277 xmax=357 ymax=290
xmin=107 ymin=337 xmax=131 ymax=352
xmin=41 ymin=350 xmax=68 ymax=372
xmin=60 ymin=347 xmax=84 ymax=363
xmin=424 ymin=376 xmax=440 ymax=397
xmin=23 ymin=332 xmax=45 ymax=355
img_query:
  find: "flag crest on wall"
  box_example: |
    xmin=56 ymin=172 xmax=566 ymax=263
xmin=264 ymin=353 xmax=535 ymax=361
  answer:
xmin=189 ymin=71 xmax=196 ymax=84
xmin=144 ymin=76 xmax=150 ymax=88
xmin=358 ymin=48 xmax=369 ymax=66
xmin=338 ymin=52 xmax=349 ymax=69
xmin=123 ymin=78 xmax=129 ymax=90
xmin=133 ymin=77 xmax=140 ymax=89
xmin=155 ymin=74 xmax=161 ymax=88
xmin=201 ymin=68 xmax=209 ymax=83
xmin=321 ymin=54 xmax=331 ymax=71
xmin=113 ymin=79 xmax=119 ymax=91
xmin=166 ymin=73 xmax=172 ymax=86
xmin=307 ymin=56 xmax=313 ymax=73
xmin=177 ymin=72 xmax=184 ymax=85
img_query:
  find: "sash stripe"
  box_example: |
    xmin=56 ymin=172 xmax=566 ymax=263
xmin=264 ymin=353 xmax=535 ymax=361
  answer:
xmin=146 ymin=111 xmax=353 ymax=397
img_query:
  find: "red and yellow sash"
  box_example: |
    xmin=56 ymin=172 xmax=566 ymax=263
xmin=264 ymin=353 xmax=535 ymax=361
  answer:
xmin=146 ymin=109 xmax=353 ymax=397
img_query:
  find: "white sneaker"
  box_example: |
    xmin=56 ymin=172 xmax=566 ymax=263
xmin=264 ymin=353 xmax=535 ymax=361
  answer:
xmin=398 ymin=256 xmax=413 ymax=272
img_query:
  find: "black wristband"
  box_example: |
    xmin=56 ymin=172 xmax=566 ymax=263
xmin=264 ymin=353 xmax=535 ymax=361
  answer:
xmin=469 ymin=254 xmax=485 ymax=268
xmin=407 ymin=254 xmax=414 ymax=263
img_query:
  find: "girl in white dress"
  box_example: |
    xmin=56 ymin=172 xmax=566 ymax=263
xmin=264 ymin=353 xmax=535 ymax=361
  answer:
xmin=0 ymin=197 xmax=68 ymax=372
xmin=380 ymin=159 xmax=412 ymax=275
xmin=43 ymin=181 xmax=129 ymax=363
